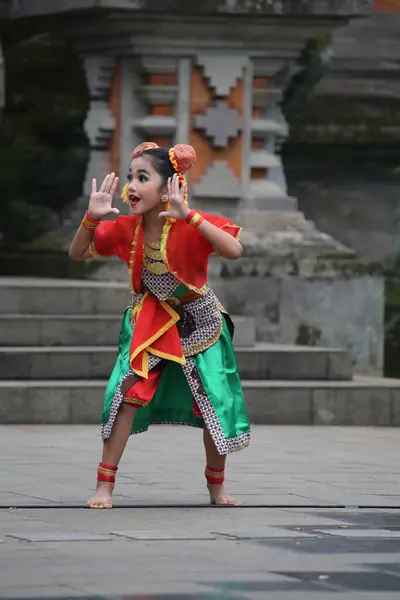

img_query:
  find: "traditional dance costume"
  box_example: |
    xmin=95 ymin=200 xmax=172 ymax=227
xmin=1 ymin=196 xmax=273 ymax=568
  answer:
xmin=90 ymin=214 xmax=251 ymax=456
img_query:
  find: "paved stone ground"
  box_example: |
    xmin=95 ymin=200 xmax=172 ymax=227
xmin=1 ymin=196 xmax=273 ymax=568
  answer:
xmin=0 ymin=425 xmax=400 ymax=599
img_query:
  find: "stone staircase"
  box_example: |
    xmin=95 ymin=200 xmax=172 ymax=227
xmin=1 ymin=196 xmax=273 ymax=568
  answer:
xmin=1 ymin=278 xmax=400 ymax=427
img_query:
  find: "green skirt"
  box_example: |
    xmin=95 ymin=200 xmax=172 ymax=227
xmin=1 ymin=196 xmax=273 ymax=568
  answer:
xmin=101 ymin=309 xmax=251 ymax=454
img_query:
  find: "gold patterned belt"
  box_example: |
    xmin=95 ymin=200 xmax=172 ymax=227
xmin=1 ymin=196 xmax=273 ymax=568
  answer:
xmin=166 ymin=290 xmax=203 ymax=308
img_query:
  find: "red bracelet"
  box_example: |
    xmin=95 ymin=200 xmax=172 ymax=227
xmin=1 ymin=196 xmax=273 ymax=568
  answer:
xmin=81 ymin=211 xmax=100 ymax=230
xmin=186 ymin=209 xmax=204 ymax=229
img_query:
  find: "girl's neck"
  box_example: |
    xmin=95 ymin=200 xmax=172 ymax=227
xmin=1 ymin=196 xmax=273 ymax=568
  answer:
xmin=143 ymin=205 xmax=165 ymax=241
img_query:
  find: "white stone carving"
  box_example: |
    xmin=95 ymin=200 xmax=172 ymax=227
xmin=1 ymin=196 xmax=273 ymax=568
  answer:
xmin=192 ymin=161 xmax=241 ymax=199
xmin=194 ymin=100 xmax=242 ymax=147
xmin=197 ymin=54 xmax=247 ymax=96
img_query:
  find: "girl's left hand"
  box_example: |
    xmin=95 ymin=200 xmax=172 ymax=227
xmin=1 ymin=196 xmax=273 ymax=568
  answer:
xmin=159 ymin=174 xmax=190 ymax=220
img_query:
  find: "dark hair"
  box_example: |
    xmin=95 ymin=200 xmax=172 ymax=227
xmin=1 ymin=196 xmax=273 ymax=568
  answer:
xmin=140 ymin=148 xmax=175 ymax=184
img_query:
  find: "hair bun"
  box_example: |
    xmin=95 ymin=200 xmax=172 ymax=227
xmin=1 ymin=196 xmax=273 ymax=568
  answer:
xmin=171 ymin=144 xmax=196 ymax=174
xmin=132 ymin=141 xmax=159 ymax=159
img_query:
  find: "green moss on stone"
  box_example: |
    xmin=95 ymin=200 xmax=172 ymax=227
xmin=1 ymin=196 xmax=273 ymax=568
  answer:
xmin=296 ymin=323 xmax=322 ymax=346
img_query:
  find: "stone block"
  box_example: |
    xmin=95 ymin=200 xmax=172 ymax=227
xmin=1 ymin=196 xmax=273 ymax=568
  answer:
xmin=0 ymin=317 xmax=41 ymax=346
xmin=90 ymin=350 xmax=116 ymax=378
xmin=22 ymin=287 xmax=82 ymax=315
xmin=244 ymin=385 xmax=312 ymax=425
xmin=0 ymin=351 xmax=29 ymax=379
xmin=279 ymin=277 xmax=384 ymax=375
xmin=40 ymin=317 xmax=120 ymax=346
xmin=231 ymin=317 xmax=256 ymax=347
xmin=0 ymin=387 xmax=27 ymax=424
xmin=89 ymin=286 xmax=130 ymax=314
xmin=328 ymin=351 xmax=353 ymax=380
xmin=28 ymin=388 xmax=71 ymax=424
xmin=30 ymin=351 xmax=91 ymax=380
xmin=222 ymin=277 xmax=280 ymax=323
xmin=40 ymin=318 xmax=93 ymax=346
xmin=254 ymin=196 xmax=298 ymax=211
xmin=313 ymin=387 xmax=391 ymax=426
xmin=70 ymin=387 xmax=103 ymax=424
xmin=264 ymin=350 xmax=329 ymax=381
xmin=391 ymin=389 xmax=400 ymax=426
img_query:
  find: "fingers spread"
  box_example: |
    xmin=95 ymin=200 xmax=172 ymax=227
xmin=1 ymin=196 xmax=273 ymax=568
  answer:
xmin=106 ymin=173 xmax=115 ymax=194
xmin=173 ymin=173 xmax=180 ymax=199
xmin=99 ymin=175 xmax=109 ymax=193
xmin=110 ymin=176 xmax=119 ymax=196
xmin=92 ymin=178 xmax=97 ymax=195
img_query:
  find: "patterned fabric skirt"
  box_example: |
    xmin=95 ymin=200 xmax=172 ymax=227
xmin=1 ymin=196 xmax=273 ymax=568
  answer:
xmin=101 ymin=309 xmax=251 ymax=455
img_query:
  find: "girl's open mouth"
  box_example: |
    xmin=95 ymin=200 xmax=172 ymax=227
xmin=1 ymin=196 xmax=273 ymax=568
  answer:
xmin=129 ymin=194 xmax=140 ymax=206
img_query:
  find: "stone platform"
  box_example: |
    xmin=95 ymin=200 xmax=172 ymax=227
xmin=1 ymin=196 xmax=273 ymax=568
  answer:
xmin=0 ymin=425 xmax=400 ymax=599
xmin=0 ymin=277 xmax=399 ymax=427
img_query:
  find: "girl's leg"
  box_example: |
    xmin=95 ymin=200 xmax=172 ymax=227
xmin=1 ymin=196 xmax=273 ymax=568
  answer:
xmin=88 ymin=403 xmax=137 ymax=509
xmin=89 ymin=366 xmax=162 ymax=509
xmin=203 ymin=427 xmax=240 ymax=506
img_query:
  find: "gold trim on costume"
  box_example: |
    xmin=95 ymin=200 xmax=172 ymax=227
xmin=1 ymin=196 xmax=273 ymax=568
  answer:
xmin=89 ymin=242 xmax=101 ymax=260
xmin=144 ymin=244 xmax=163 ymax=261
xmin=148 ymin=240 xmax=161 ymax=250
xmin=128 ymin=216 xmax=143 ymax=293
xmin=160 ymin=220 xmax=209 ymax=296
xmin=123 ymin=397 xmax=148 ymax=407
xmin=143 ymin=259 xmax=169 ymax=275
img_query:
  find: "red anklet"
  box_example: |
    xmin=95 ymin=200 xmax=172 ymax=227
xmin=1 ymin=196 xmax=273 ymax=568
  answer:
xmin=97 ymin=462 xmax=118 ymax=483
xmin=205 ymin=465 xmax=225 ymax=485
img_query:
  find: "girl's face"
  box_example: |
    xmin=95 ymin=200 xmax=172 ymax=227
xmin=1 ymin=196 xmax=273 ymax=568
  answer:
xmin=126 ymin=156 xmax=166 ymax=216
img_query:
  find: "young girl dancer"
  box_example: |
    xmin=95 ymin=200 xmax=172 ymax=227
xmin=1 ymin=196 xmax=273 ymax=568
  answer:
xmin=69 ymin=142 xmax=251 ymax=508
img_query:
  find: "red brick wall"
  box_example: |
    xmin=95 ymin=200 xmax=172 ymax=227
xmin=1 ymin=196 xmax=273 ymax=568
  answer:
xmin=374 ymin=0 xmax=400 ymax=12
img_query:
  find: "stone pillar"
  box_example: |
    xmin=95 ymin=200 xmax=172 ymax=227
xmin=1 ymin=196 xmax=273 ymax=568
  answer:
xmin=82 ymin=54 xmax=116 ymax=197
xmin=188 ymin=54 xmax=250 ymax=219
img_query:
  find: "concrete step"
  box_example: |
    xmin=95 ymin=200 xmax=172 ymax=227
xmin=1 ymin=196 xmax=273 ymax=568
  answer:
xmin=0 ymin=313 xmax=256 ymax=348
xmin=0 ymin=278 xmax=132 ymax=315
xmin=0 ymin=377 xmax=399 ymax=426
xmin=0 ymin=344 xmax=352 ymax=381
xmin=0 ymin=278 xmax=256 ymax=346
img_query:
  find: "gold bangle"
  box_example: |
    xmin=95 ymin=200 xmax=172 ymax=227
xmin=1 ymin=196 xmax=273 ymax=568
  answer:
xmin=82 ymin=212 xmax=100 ymax=230
xmin=188 ymin=212 xmax=204 ymax=229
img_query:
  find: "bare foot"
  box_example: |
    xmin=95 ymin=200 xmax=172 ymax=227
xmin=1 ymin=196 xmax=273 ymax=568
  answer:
xmin=208 ymin=483 xmax=241 ymax=506
xmin=87 ymin=482 xmax=114 ymax=509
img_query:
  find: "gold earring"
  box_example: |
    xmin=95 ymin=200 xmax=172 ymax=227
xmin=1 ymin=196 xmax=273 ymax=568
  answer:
xmin=161 ymin=194 xmax=168 ymax=202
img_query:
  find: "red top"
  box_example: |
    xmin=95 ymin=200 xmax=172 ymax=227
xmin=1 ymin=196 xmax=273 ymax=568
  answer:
xmin=93 ymin=213 xmax=241 ymax=377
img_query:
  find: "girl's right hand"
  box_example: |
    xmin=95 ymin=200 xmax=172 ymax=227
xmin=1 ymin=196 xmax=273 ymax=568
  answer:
xmin=87 ymin=173 xmax=120 ymax=220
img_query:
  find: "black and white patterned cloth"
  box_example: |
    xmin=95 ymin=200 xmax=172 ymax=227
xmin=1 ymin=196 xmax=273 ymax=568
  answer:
xmin=102 ymin=266 xmax=250 ymax=454
xmin=141 ymin=261 xmax=180 ymax=300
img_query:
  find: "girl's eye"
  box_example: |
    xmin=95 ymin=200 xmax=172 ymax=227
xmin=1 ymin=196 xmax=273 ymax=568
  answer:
xmin=139 ymin=175 xmax=148 ymax=182
xmin=126 ymin=173 xmax=133 ymax=182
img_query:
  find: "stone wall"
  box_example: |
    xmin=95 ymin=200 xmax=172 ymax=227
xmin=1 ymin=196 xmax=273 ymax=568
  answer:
xmin=210 ymin=254 xmax=384 ymax=376
xmin=284 ymin=146 xmax=400 ymax=263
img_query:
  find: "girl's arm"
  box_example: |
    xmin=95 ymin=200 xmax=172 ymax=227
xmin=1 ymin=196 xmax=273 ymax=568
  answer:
xmin=195 ymin=218 xmax=242 ymax=260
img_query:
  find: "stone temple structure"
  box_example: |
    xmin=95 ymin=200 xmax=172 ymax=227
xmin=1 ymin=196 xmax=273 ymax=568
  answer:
xmin=2 ymin=1 xmax=385 ymax=376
